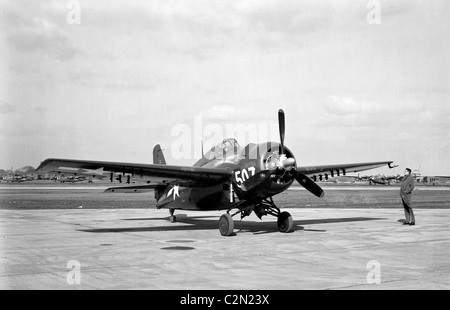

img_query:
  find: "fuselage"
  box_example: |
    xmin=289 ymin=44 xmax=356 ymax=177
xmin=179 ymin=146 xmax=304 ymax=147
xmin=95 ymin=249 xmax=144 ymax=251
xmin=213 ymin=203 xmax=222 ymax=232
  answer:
xmin=156 ymin=139 xmax=296 ymax=211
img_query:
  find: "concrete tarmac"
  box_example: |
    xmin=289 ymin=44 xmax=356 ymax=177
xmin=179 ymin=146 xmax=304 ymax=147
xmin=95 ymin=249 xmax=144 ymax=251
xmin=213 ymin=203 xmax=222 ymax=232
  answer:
xmin=1 ymin=208 xmax=449 ymax=290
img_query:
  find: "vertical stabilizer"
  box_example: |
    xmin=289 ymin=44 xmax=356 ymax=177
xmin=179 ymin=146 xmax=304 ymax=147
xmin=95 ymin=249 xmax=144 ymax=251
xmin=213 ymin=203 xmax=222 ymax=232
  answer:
xmin=153 ymin=144 xmax=166 ymax=165
xmin=153 ymin=144 xmax=167 ymax=202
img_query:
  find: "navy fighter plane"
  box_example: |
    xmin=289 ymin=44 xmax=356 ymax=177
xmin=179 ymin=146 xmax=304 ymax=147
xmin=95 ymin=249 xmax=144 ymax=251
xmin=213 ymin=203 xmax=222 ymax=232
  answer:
xmin=36 ymin=110 xmax=395 ymax=236
xmin=368 ymin=174 xmax=401 ymax=185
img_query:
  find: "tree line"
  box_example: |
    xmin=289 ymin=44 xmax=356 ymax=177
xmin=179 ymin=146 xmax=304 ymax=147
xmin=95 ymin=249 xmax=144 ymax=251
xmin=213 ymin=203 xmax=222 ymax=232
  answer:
xmin=0 ymin=166 xmax=36 ymax=176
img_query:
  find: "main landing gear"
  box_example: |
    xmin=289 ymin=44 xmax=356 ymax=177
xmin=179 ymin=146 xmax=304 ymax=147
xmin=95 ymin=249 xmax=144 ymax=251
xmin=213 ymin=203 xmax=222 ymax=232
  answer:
xmin=219 ymin=213 xmax=234 ymax=236
xmin=219 ymin=198 xmax=294 ymax=236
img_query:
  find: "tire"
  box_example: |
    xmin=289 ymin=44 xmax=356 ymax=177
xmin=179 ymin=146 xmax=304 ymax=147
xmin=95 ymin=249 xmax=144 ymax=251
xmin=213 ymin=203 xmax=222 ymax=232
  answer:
xmin=219 ymin=214 xmax=234 ymax=236
xmin=277 ymin=211 xmax=293 ymax=233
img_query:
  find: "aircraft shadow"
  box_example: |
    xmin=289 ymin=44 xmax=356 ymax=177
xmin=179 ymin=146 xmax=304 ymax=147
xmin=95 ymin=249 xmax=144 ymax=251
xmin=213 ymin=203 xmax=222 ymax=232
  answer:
xmin=122 ymin=215 xmax=216 ymax=221
xmin=79 ymin=216 xmax=386 ymax=235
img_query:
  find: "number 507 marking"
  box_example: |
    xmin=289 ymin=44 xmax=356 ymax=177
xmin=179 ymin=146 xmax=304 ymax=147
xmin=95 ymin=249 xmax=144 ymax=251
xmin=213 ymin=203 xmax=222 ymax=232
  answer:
xmin=235 ymin=167 xmax=256 ymax=187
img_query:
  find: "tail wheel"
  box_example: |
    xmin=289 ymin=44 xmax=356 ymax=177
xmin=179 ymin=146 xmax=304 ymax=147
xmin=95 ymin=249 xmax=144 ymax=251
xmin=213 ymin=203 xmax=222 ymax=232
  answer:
xmin=277 ymin=211 xmax=293 ymax=233
xmin=219 ymin=213 xmax=234 ymax=236
xmin=169 ymin=209 xmax=176 ymax=223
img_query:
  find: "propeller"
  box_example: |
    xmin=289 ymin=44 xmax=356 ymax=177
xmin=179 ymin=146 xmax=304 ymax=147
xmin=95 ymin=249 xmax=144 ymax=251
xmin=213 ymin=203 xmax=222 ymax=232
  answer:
xmin=278 ymin=109 xmax=285 ymax=155
xmin=293 ymin=170 xmax=324 ymax=198
xmin=239 ymin=109 xmax=325 ymax=199
xmin=277 ymin=109 xmax=324 ymax=198
xmin=277 ymin=109 xmax=293 ymax=169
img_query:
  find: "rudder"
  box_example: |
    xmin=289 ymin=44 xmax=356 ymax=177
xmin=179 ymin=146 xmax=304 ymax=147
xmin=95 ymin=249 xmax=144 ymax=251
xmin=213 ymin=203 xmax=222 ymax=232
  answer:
xmin=153 ymin=144 xmax=167 ymax=202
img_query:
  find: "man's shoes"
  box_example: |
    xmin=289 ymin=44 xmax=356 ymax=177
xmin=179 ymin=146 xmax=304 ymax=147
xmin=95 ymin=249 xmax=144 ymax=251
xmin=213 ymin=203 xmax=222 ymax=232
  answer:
xmin=403 ymin=222 xmax=410 ymax=225
xmin=409 ymin=222 xmax=415 ymax=226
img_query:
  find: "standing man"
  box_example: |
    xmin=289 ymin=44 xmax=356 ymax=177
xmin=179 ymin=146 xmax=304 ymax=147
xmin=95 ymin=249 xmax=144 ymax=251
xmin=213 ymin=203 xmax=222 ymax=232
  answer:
xmin=400 ymin=168 xmax=415 ymax=225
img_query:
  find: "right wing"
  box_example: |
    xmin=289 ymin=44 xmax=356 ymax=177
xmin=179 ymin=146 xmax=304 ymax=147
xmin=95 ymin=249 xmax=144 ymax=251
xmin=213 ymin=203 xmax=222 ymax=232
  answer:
xmin=297 ymin=161 xmax=395 ymax=178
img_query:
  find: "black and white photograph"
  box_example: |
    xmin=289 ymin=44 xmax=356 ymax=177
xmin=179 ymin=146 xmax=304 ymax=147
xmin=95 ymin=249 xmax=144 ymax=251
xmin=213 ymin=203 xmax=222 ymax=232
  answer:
xmin=1 ymin=0 xmax=449 ymax=294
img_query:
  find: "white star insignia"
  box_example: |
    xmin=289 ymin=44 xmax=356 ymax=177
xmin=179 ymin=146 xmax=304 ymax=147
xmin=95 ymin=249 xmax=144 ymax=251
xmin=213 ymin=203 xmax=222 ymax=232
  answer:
xmin=167 ymin=185 xmax=180 ymax=200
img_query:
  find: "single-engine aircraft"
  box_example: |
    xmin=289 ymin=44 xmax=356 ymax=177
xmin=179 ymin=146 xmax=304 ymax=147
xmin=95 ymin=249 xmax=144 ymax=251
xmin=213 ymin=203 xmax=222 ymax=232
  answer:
xmin=368 ymin=174 xmax=401 ymax=185
xmin=36 ymin=110 xmax=396 ymax=236
xmin=56 ymin=175 xmax=92 ymax=183
xmin=351 ymin=174 xmax=400 ymax=185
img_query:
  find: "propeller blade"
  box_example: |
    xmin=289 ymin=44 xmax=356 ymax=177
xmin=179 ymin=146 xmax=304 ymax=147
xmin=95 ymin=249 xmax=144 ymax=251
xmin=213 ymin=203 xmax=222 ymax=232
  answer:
xmin=278 ymin=109 xmax=285 ymax=155
xmin=294 ymin=171 xmax=325 ymax=198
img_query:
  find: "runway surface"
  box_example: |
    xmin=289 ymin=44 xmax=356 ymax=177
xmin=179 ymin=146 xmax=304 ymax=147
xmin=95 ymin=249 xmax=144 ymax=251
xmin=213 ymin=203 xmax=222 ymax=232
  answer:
xmin=1 ymin=208 xmax=449 ymax=290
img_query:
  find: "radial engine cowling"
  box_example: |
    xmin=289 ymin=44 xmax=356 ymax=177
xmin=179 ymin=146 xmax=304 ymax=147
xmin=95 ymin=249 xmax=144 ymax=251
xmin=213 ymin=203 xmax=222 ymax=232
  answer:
xmin=241 ymin=142 xmax=297 ymax=197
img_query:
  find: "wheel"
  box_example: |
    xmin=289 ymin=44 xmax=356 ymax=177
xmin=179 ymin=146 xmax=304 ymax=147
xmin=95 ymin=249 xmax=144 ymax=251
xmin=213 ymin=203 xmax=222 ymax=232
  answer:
xmin=219 ymin=214 xmax=234 ymax=236
xmin=277 ymin=211 xmax=293 ymax=233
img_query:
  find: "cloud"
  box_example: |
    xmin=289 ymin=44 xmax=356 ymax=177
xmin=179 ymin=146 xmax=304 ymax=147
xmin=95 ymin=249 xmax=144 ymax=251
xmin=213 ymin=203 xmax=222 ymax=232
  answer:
xmin=3 ymin=1 xmax=79 ymax=61
xmin=0 ymin=103 xmax=17 ymax=115
xmin=32 ymin=106 xmax=48 ymax=114
xmin=69 ymin=60 xmax=160 ymax=91
xmin=379 ymin=0 xmax=418 ymax=18
xmin=325 ymin=96 xmax=362 ymax=116
xmin=7 ymin=29 xmax=78 ymax=60
xmin=244 ymin=1 xmax=335 ymax=37
xmin=202 ymin=105 xmax=238 ymax=122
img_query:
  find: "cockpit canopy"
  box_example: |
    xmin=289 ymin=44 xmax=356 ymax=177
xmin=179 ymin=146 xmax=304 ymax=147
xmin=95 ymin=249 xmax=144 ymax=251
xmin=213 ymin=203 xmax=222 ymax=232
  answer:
xmin=199 ymin=138 xmax=242 ymax=163
xmin=210 ymin=138 xmax=240 ymax=153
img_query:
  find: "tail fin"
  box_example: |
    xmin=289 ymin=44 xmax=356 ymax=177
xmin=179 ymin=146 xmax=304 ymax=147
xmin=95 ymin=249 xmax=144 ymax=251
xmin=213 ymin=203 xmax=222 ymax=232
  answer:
xmin=153 ymin=144 xmax=167 ymax=202
xmin=153 ymin=144 xmax=166 ymax=165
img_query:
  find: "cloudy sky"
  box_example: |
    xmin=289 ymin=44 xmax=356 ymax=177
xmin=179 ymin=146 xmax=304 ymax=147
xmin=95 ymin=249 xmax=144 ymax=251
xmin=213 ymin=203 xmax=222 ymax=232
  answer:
xmin=1 ymin=0 xmax=449 ymax=175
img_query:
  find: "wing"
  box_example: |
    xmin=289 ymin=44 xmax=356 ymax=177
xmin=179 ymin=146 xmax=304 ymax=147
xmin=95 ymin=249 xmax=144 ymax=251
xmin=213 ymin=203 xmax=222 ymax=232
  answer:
xmin=48 ymin=166 xmax=106 ymax=178
xmin=36 ymin=158 xmax=233 ymax=187
xmin=297 ymin=161 xmax=395 ymax=178
xmin=103 ymin=184 xmax=161 ymax=193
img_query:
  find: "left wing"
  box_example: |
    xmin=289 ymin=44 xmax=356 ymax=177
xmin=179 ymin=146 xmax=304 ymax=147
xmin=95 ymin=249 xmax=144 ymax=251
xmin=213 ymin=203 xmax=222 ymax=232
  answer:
xmin=297 ymin=161 xmax=395 ymax=178
xmin=36 ymin=158 xmax=233 ymax=187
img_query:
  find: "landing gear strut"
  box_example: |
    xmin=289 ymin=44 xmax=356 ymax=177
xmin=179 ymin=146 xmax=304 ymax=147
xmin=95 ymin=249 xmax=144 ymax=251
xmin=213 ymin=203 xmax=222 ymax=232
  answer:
xmin=260 ymin=197 xmax=293 ymax=233
xmin=218 ymin=197 xmax=294 ymax=236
